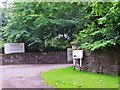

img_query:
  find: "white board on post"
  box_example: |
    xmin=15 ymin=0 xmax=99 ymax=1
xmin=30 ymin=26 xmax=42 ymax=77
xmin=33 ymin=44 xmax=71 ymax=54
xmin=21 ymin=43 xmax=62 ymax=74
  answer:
xmin=73 ymin=50 xmax=83 ymax=68
xmin=73 ymin=50 xmax=83 ymax=59
xmin=4 ymin=43 xmax=25 ymax=54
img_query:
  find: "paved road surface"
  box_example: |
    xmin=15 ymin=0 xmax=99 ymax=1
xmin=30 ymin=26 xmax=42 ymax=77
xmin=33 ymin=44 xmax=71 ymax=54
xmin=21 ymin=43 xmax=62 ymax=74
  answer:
xmin=0 ymin=64 xmax=72 ymax=88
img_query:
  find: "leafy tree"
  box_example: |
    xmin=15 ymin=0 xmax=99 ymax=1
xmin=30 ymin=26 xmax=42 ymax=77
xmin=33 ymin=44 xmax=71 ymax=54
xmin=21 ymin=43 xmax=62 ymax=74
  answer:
xmin=2 ymin=2 xmax=120 ymax=52
xmin=74 ymin=2 xmax=120 ymax=51
xmin=0 ymin=1 xmax=12 ymax=49
xmin=2 ymin=2 xmax=82 ymax=52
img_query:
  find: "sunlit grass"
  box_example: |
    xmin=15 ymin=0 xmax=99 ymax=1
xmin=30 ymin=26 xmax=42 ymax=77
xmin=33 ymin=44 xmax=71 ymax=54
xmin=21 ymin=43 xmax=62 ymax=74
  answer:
xmin=41 ymin=66 xmax=119 ymax=88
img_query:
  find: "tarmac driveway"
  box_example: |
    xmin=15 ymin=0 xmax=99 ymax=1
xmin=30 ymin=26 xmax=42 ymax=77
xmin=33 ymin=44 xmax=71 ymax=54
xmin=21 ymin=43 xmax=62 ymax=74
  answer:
xmin=0 ymin=64 xmax=72 ymax=88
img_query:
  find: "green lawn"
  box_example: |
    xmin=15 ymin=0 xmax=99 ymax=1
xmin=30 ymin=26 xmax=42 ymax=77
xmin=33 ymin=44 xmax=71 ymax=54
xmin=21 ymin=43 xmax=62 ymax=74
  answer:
xmin=41 ymin=66 xmax=119 ymax=88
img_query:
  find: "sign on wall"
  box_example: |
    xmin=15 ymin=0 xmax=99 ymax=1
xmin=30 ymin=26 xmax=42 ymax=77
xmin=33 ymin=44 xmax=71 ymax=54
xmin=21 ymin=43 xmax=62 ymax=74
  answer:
xmin=4 ymin=43 xmax=25 ymax=54
xmin=73 ymin=50 xmax=83 ymax=59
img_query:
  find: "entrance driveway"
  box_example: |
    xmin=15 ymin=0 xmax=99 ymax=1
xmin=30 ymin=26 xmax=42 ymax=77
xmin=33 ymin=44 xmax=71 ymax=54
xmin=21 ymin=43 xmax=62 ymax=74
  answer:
xmin=0 ymin=64 xmax=72 ymax=88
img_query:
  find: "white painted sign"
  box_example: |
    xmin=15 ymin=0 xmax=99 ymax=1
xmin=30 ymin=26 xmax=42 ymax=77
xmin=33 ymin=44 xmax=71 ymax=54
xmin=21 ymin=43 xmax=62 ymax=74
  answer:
xmin=4 ymin=43 xmax=25 ymax=54
xmin=73 ymin=50 xmax=83 ymax=59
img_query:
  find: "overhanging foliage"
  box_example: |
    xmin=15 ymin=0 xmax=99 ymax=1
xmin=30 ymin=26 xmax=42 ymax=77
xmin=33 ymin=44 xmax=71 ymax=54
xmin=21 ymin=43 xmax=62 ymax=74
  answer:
xmin=2 ymin=2 xmax=120 ymax=52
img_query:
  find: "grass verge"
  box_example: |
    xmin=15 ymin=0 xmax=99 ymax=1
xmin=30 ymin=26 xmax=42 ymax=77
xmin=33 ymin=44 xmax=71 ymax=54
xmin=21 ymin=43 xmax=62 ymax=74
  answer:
xmin=41 ymin=66 xmax=119 ymax=88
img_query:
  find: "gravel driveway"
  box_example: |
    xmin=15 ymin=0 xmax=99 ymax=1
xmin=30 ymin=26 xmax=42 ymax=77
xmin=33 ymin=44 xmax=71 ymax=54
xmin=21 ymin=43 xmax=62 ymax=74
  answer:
xmin=0 ymin=64 xmax=72 ymax=88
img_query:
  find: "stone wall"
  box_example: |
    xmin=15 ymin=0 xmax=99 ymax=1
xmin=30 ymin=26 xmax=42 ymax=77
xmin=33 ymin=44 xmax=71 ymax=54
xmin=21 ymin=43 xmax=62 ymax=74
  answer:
xmin=1 ymin=47 xmax=119 ymax=75
xmin=81 ymin=46 xmax=120 ymax=76
xmin=1 ymin=51 xmax=69 ymax=65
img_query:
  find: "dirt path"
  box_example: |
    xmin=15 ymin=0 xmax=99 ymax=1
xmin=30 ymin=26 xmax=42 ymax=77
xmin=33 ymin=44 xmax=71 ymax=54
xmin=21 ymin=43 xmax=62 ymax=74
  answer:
xmin=0 ymin=64 xmax=72 ymax=88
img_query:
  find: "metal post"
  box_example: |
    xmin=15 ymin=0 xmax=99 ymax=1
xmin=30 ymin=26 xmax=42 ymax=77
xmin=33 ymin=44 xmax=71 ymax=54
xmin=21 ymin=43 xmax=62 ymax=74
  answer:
xmin=79 ymin=58 xmax=82 ymax=71
xmin=73 ymin=59 xmax=75 ymax=70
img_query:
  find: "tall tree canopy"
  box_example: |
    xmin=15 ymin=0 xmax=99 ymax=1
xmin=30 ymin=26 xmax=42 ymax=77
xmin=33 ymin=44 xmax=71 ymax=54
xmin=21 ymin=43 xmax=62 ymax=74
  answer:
xmin=2 ymin=2 xmax=82 ymax=52
xmin=73 ymin=2 xmax=120 ymax=51
xmin=2 ymin=2 xmax=120 ymax=52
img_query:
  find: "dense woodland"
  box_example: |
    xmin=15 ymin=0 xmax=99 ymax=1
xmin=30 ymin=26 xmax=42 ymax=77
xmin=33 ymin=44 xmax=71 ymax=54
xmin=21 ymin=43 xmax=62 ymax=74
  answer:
xmin=1 ymin=2 xmax=120 ymax=52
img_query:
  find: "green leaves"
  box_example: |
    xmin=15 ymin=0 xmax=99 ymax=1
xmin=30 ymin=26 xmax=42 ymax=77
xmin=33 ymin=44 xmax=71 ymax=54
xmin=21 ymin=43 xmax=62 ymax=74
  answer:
xmin=73 ymin=2 xmax=120 ymax=51
xmin=98 ymin=17 xmax=106 ymax=25
xmin=2 ymin=2 xmax=81 ymax=52
xmin=2 ymin=2 xmax=120 ymax=52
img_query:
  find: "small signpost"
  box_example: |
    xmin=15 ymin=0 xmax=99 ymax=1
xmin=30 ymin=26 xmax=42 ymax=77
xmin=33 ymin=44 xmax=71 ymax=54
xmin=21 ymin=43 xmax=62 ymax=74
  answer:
xmin=67 ymin=47 xmax=83 ymax=70
xmin=4 ymin=43 xmax=25 ymax=54
xmin=72 ymin=50 xmax=83 ymax=70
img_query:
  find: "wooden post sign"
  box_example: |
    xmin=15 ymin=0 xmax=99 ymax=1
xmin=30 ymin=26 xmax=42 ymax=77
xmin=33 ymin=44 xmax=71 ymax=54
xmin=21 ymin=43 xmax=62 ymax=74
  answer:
xmin=4 ymin=43 xmax=25 ymax=54
xmin=72 ymin=50 xmax=83 ymax=70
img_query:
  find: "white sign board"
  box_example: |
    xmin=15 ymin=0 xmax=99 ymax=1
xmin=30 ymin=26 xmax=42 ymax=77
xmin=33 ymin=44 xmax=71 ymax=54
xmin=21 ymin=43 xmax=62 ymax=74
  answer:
xmin=73 ymin=50 xmax=83 ymax=59
xmin=4 ymin=43 xmax=25 ymax=54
